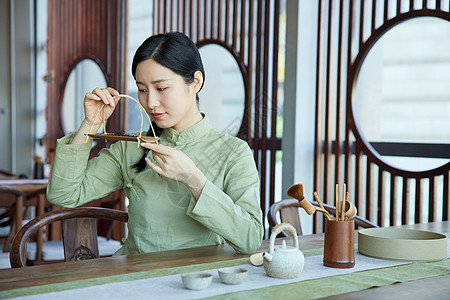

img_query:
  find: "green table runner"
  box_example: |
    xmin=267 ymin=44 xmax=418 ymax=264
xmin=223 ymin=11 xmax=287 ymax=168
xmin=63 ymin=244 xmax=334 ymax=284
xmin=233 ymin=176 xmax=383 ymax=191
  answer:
xmin=208 ymin=258 xmax=450 ymax=299
xmin=1 ymin=249 xmax=319 ymax=299
xmin=1 ymin=246 xmax=449 ymax=299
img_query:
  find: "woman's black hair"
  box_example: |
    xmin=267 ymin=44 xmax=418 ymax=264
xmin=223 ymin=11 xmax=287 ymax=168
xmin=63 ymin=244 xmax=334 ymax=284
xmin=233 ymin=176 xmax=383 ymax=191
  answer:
xmin=132 ymin=126 xmax=163 ymax=172
xmin=132 ymin=32 xmax=205 ymax=172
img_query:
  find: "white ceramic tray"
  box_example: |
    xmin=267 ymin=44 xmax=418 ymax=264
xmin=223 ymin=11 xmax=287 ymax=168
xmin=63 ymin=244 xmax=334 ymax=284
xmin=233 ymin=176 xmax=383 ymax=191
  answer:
xmin=358 ymin=228 xmax=447 ymax=261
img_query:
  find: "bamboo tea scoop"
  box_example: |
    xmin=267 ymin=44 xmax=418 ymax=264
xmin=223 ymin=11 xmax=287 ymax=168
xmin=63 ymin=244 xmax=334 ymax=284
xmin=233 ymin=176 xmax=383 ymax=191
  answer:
xmin=338 ymin=200 xmax=357 ymax=220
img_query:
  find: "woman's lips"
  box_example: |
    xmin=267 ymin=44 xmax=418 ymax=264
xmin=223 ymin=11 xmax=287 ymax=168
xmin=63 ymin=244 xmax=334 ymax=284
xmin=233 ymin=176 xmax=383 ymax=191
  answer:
xmin=151 ymin=113 xmax=165 ymax=120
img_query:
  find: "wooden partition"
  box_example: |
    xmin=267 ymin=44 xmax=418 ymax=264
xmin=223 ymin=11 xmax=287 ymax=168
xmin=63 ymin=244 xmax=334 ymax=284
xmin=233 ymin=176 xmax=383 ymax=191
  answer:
xmin=313 ymin=0 xmax=450 ymax=232
xmin=44 ymin=0 xmax=127 ymax=242
xmin=153 ymin=0 xmax=283 ymax=220
xmin=46 ymin=0 xmax=127 ymax=163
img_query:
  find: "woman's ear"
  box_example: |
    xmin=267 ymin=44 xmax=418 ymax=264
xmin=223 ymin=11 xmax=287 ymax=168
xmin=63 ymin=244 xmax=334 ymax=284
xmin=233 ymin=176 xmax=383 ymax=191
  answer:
xmin=191 ymin=71 xmax=204 ymax=94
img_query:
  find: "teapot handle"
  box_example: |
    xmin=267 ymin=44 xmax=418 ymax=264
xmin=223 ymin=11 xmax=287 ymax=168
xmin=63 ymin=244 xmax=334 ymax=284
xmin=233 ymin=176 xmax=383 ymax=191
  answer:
xmin=269 ymin=223 xmax=299 ymax=253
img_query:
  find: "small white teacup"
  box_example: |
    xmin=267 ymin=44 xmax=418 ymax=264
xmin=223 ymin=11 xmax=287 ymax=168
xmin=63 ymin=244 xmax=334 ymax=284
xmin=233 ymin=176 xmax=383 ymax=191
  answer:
xmin=218 ymin=267 xmax=248 ymax=285
xmin=181 ymin=272 xmax=213 ymax=290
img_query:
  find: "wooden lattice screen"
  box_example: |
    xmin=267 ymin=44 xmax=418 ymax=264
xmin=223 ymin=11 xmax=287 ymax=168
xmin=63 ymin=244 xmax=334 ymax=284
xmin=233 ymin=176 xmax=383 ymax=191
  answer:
xmin=152 ymin=0 xmax=283 ymax=221
xmin=46 ymin=0 xmax=127 ymax=163
xmin=45 ymin=0 xmax=127 ymax=240
xmin=313 ymin=0 xmax=450 ymax=232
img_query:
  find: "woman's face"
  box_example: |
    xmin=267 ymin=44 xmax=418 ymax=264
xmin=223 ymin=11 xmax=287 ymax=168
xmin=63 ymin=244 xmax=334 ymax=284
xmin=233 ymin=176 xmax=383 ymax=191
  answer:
xmin=135 ymin=59 xmax=203 ymax=133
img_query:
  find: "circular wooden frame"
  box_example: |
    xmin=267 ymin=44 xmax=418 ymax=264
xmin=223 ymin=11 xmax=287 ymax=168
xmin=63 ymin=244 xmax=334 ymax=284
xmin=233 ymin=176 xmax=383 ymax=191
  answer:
xmin=347 ymin=11 xmax=450 ymax=176
xmin=197 ymin=40 xmax=249 ymax=139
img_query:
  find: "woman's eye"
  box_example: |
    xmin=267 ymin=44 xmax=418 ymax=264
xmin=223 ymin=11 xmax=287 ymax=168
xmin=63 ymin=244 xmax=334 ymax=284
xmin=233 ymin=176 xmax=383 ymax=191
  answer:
xmin=157 ymin=87 xmax=167 ymax=92
xmin=138 ymin=89 xmax=147 ymax=93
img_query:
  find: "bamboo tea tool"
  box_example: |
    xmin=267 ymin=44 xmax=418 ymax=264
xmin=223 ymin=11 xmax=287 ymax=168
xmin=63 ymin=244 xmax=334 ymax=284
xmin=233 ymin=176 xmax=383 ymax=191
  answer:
xmin=299 ymin=199 xmax=332 ymax=220
xmin=313 ymin=192 xmax=326 ymax=211
xmin=335 ymin=184 xmax=339 ymax=221
xmin=287 ymin=184 xmax=331 ymax=220
xmin=286 ymin=184 xmax=305 ymax=202
xmin=336 ymin=199 xmax=357 ymax=220
xmin=341 ymin=184 xmax=346 ymax=221
xmin=85 ymin=94 xmax=159 ymax=146
xmin=344 ymin=192 xmax=357 ymax=220
xmin=334 ymin=185 xmax=357 ymax=221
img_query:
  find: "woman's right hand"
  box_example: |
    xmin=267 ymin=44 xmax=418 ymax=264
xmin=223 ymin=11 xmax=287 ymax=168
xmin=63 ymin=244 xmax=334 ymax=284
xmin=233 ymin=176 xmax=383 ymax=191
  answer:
xmin=83 ymin=87 xmax=120 ymax=126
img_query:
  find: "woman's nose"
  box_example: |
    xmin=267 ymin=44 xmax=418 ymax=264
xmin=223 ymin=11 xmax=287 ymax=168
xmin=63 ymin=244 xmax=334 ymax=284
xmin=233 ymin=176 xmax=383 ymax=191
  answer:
xmin=147 ymin=93 xmax=159 ymax=110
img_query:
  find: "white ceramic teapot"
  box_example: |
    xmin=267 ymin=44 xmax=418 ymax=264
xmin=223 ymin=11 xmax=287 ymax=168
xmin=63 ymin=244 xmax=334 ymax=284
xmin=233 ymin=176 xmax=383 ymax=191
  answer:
xmin=263 ymin=223 xmax=305 ymax=279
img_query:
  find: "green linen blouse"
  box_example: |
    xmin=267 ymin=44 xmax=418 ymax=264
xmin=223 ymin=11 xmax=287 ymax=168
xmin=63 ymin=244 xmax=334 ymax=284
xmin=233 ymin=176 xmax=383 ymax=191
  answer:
xmin=47 ymin=116 xmax=263 ymax=255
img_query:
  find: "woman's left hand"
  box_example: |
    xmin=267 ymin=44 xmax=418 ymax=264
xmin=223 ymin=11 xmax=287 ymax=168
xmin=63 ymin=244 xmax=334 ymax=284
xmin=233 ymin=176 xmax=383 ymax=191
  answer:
xmin=141 ymin=142 xmax=207 ymax=199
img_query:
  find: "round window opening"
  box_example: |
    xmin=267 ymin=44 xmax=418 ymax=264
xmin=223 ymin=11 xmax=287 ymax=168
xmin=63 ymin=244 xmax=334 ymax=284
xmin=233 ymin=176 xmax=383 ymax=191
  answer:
xmin=198 ymin=44 xmax=245 ymax=136
xmin=353 ymin=17 xmax=450 ymax=172
xmin=62 ymin=59 xmax=107 ymax=135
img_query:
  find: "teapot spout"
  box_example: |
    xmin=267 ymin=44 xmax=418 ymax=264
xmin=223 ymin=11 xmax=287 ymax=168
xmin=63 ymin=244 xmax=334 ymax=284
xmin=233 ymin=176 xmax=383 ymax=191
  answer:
xmin=263 ymin=252 xmax=273 ymax=262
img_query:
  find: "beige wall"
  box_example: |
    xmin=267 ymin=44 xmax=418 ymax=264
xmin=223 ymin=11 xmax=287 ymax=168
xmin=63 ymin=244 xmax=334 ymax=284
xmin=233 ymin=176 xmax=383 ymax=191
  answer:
xmin=0 ymin=0 xmax=34 ymax=177
xmin=0 ymin=0 xmax=12 ymax=172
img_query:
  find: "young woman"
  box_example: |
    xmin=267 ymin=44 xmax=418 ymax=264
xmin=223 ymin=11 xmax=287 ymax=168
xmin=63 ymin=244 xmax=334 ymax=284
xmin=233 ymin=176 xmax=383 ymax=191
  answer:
xmin=47 ymin=32 xmax=263 ymax=255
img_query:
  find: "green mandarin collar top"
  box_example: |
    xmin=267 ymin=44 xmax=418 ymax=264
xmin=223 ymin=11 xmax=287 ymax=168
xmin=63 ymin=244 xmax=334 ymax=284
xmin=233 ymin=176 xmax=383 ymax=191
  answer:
xmin=161 ymin=114 xmax=211 ymax=145
xmin=47 ymin=114 xmax=263 ymax=255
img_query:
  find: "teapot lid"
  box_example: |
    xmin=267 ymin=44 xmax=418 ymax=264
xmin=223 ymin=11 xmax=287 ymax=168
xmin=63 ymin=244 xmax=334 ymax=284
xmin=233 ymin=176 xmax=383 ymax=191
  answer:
xmin=274 ymin=240 xmax=299 ymax=252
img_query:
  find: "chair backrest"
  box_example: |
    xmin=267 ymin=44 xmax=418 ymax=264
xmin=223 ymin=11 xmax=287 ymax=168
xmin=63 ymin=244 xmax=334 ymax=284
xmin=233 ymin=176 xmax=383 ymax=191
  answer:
xmin=268 ymin=198 xmax=378 ymax=237
xmin=0 ymin=169 xmax=16 ymax=177
xmin=10 ymin=207 xmax=128 ymax=268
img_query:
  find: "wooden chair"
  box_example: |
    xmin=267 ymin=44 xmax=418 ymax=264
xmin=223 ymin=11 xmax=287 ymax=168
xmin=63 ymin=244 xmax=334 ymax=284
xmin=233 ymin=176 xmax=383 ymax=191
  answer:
xmin=268 ymin=198 xmax=378 ymax=237
xmin=1 ymin=184 xmax=48 ymax=255
xmin=0 ymin=185 xmax=24 ymax=252
xmin=10 ymin=207 xmax=128 ymax=268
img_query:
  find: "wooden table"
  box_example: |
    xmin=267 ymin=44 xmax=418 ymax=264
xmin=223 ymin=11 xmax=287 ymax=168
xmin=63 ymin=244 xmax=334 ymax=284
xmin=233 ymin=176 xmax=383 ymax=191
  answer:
xmin=0 ymin=179 xmax=48 ymax=257
xmin=0 ymin=221 xmax=448 ymax=298
xmin=1 ymin=179 xmax=125 ymax=263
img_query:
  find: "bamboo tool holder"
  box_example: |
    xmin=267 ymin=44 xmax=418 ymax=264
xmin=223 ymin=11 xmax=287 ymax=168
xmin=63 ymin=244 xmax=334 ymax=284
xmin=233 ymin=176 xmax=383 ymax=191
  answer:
xmin=323 ymin=219 xmax=355 ymax=268
xmin=84 ymin=94 xmax=159 ymax=146
xmin=323 ymin=183 xmax=356 ymax=268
